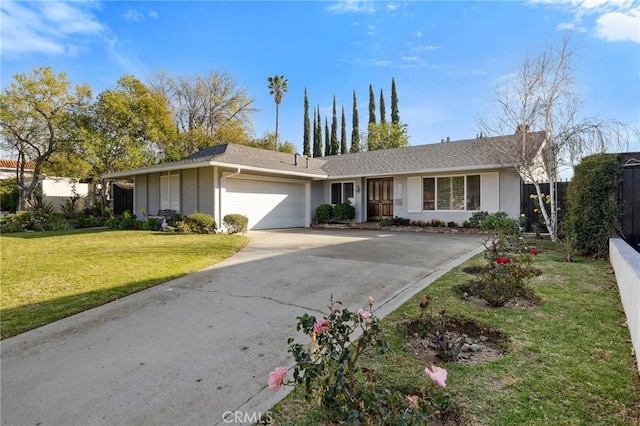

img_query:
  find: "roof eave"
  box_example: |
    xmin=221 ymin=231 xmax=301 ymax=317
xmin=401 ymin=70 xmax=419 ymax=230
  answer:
xmin=103 ymin=160 xmax=328 ymax=180
xmin=327 ymin=163 xmax=512 ymax=179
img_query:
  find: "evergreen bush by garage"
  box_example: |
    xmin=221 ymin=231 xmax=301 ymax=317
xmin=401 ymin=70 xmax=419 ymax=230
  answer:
xmin=178 ymin=212 xmax=217 ymax=234
xmin=333 ymin=203 xmax=356 ymax=221
xmin=315 ymin=204 xmax=333 ymax=223
xmin=563 ymin=153 xmax=620 ymax=257
xmin=223 ymin=214 xmax=248 ymax=234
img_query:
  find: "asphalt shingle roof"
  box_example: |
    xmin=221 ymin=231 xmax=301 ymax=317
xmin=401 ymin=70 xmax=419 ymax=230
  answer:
xmin=103 ymin=133 xmax=542 ymax=179
xmin=322 ymin=134 xmax=539 ymax=177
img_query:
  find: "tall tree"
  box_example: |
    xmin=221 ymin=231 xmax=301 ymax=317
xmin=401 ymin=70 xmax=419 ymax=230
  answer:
xmin=148 ymin=70 xmax=255 ymax=159
xmin=368 ymin=84 xmax=376 ymax=125
xmin=330 ymin=96 xmax=339 ymax=155
xmin=351 ymin=91 xmax=360 ymax=153
xmin=81 ymin=75 xmax=176 ymax=213
xmin=479 ymin=37 xmax=633 ymax=242
xmin=267 ymin=74 xmax=288 ymax=148
xmin=303 ymin=87 xmax=311 ymax=156
xmin=368 ymin=84 xmax=376 ymax=149
xmin=391 ymin=77 xmax=400 ymax=125
xmin=324 ymin=118 xmax=330 ymax=156
xmin=379 ymin=89 xmax=386 ymax=124
xmin=314 ymin=106 xmax=323 ymax=157
xmin=340 ymin=106 xmax=348 ymax=155
xmin=250 ymin=132 xmax=296 ymax=153
xmin=0 ymin=67 xmax=91 ymax=210
xmin=367 ymin=123 xmax=409 ymax=150
xmin=312 ymin=107 xmax=319 ymax=157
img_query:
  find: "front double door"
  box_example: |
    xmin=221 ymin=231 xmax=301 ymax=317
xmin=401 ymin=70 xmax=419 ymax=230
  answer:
xmin=367 ymin=178 xmax=393 ymax=221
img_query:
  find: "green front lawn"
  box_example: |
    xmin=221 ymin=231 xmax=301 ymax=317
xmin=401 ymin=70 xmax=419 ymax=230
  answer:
xmin=1 ymin=229 xmax=248 ymax=339
xmin=269 ymin=240 xmax=640 ymax=425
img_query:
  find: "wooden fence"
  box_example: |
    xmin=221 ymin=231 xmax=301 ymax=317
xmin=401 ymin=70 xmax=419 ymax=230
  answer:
xmin=620 ymin=155 xmax=640 ymax=252
xmin=520 ymin=181 xmax=569 ymax=233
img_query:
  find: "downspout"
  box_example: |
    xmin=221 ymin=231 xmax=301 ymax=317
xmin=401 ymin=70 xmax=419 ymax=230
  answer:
xmin=220 ymin=168 xmax=242 ymax=231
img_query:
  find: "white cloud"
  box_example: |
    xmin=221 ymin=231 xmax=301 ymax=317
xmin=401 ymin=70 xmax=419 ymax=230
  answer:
xmin=148 ymin=10 xmax=159 ymax=19
xmin=123 ymin=8 xmax=144 ymax=22
xmin=367 ymin=25 xmax=376 ymax=35
xmin=0 ymin=0 xmax=103 ymax=58
xmin=528 ymin=0 xmax=640 ymax=43
xmin=413 ymin=45 xmax=441 ymax=52
xmin=414 ymin=31 xmax=423 ymax=38
xmin=595 ymin=11 xmax=640 ymax=42
xmin=556 ymin=21 xmax=587 ymax=31
xmin=327 ymin=1 xmax=376 ymax=14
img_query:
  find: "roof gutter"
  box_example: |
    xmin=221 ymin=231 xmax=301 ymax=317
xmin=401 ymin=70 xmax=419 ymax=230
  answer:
xmin=222 ymin=167 xmax=242 ymax=180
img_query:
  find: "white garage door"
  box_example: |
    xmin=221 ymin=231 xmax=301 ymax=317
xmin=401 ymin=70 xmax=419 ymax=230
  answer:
xmin=223 ymin=178 xmax=306 ymax=230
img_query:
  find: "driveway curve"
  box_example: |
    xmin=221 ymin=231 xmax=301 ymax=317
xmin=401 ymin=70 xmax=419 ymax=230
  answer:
xmin=1 ymin=229 xmax=484 ymax=426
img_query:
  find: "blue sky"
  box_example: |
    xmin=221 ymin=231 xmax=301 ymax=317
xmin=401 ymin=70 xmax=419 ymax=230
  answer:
xmin=2 ymin=0 xmax=639 ymax=155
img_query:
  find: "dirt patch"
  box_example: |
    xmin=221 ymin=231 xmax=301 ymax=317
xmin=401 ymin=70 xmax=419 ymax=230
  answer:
xmin=401 ymin=318 xmax=508 ymax=366
xmin=463 ymin=294 xmax=542 ymax=309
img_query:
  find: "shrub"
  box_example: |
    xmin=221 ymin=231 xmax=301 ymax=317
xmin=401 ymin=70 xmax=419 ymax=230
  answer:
xmin=0 ymin=207 xmax=63 ymax=232
xmin=223 ymin=214 xmax=248 ymax=234
xmin=0 ymin=179 xmax=19 ymax=213
xmin=140 ymin=218 xmax=161 ymax=231
xmin=315 ymin=204 xmax=333 ymax=223
xmin=269 ymin=296 xmax=450 ymax=424
xmin=564 ymin=153 xmax=620 ymax=258
xmin=430 ymin=218 xmax=445 ymax=227
xmin=105 ymin=211 xmax=138 ymax=230
xmin=468 ymin=211 xmax=489 ymax=228
xmin=177 ymin=212 xmax=217 ymax=234
xmin=74 ymin=214 xmax=104 ymax=229
xmin=447 ymin=221 xmax=457 ymax=228
xmin=333 ymin=203 xmax=356 ymax=221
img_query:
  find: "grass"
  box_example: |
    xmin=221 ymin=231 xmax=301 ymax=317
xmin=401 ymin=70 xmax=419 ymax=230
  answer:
xmin=269 ymin=240 xmax=640 ymax=425
xmin=0 ymin=228 xmax=248 ymax=339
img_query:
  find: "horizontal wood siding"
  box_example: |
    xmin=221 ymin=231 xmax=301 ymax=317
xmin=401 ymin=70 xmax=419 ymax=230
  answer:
xmin=148 ymin=173 xmax=161 ymax=215
xmin=198 ymin=167 xmax=214 ymax=216
xmin=135 ymin=174 xmax=147 ymax=217
xmin=181 ymin=168 xmax=197 ymax=214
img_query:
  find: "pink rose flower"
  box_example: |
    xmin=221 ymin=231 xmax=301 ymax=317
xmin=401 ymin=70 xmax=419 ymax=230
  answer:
xmin=368 ymin=296 xmax=376 ymax=306
xmin=406 ymin=394 xmax=419 ymax=409
xmin=313 ymin=319 xmax=330 ymax=334
xmin=425 ymin=365 xmax=448 ymax=388
xmin=357 ymin=308 xmax=372 ymax=322
xmin=268 ymin=366 xmax=287 ymax=391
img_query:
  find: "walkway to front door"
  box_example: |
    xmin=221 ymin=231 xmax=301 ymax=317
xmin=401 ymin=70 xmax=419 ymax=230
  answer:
xmin=367 ymin=177 xmax=394 ymax=221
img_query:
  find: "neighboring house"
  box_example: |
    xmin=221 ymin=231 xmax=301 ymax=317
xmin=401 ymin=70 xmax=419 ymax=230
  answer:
xmin=40 ymin=177 xmax=91 ymax=213
xmin=0 ymin=159 xmax=35 ymax=180
xmin=103 ymin=134 xmax=539 ymax=230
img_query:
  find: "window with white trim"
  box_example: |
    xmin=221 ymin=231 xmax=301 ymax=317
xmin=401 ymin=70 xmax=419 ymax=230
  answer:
xmin=421 ymin=175 xmax=481 ymax=211
xmin=160 ymin=173 xmax=180 ymax=211
xmin=331 ymin=182 xmax=355 ymax=205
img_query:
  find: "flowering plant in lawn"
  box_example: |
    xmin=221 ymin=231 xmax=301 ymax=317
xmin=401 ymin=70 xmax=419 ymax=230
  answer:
xmin=269 ymin=295 xmax=450 ymax=424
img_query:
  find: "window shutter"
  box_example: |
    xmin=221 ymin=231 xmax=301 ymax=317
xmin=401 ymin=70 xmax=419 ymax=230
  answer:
xmin=407 ymin=177 xmax=422 ymax=213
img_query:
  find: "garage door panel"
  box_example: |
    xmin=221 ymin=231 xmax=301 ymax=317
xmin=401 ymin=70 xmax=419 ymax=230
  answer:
xmin=224 ymin=179 xmax=306 ymax=230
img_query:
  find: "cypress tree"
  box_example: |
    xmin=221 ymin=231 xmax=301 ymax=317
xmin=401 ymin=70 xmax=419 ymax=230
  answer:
xmin=324 ymin=118 xmax=330 ymax=156
xmin=340 ymin=106 xmax=347 ymax=154
xmin=368 ymin=84 xmax=376 ymax=125
xmin=379 ymin=89 xmax=386 ymax=124
xmin=315 ymin=106 xmax=323 ymax=157
xmin=391 ymin=77 xmax=400 ymax=125
xmin=312 ymin=107 xmax=319 ymax=157
xmin=351 ymin=91 xmax=360 ymax=153
xmin=330 ymin=96 xmax=339 ymax=155
xmin=303 ymin=87 xmax=310 ymax=156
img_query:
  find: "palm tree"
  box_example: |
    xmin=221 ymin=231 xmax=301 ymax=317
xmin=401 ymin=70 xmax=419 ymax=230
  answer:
xmin=267 ymin=75 xmax=288 ymax=149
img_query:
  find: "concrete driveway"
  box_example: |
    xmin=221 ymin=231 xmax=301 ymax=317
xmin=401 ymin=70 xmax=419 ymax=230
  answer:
xmin=1 ymin=229 xmax=484 ymax=426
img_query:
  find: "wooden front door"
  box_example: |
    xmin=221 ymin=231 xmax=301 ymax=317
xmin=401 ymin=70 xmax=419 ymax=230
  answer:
xmin=367 ymin=178 xmax=394 ymax=221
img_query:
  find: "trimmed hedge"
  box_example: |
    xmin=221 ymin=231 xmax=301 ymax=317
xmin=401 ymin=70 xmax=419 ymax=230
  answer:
xmin=223 ymin=214 xmax=248 ymax=234
xmin=177 ymin=212 xmax=217 ymax=234
xmin=315 ymin=204 xmax=333 ymax=223
xmin=333 ymin=203 xmax=356 ymax=221
xmin=564 ymin=153 xmax=620 ymax=257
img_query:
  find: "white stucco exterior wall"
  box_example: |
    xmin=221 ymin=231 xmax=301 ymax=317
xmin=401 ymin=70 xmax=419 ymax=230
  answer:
xmin=609 ymin=238 xmax=640 ymax=375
